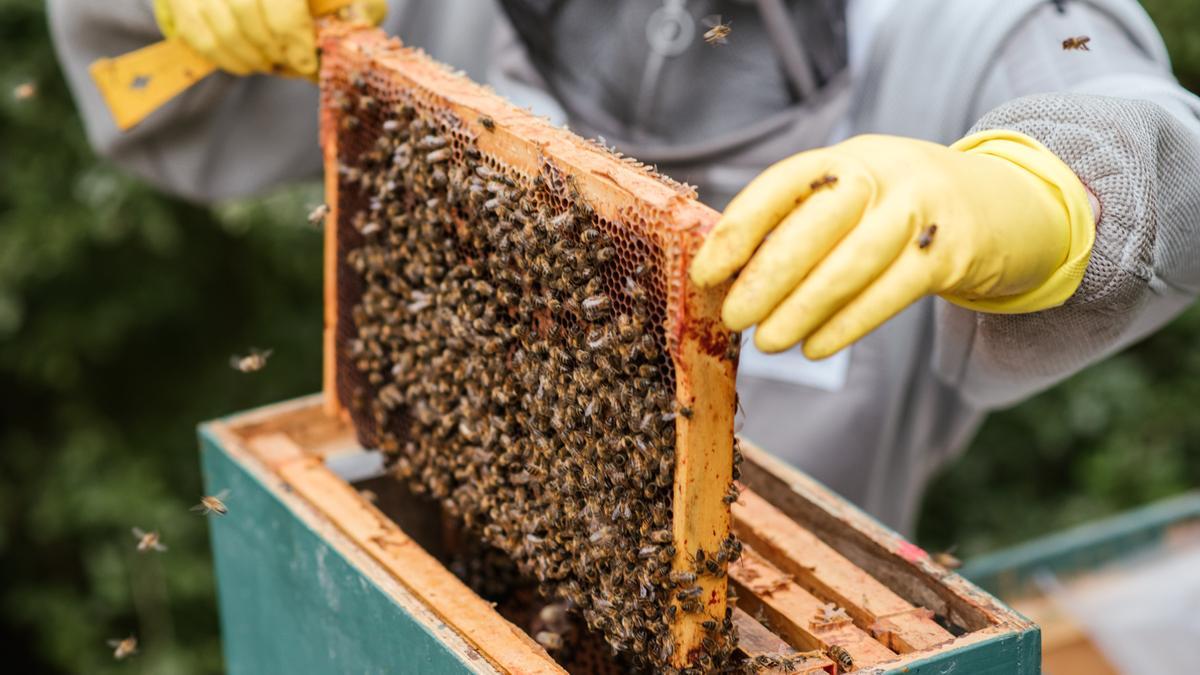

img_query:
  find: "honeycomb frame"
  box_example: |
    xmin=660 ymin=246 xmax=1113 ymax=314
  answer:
xmin=317 ymin=25 xmax=737 ymax=670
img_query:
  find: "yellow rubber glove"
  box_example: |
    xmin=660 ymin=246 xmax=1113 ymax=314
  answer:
xmin=153 ymin=0 xmax=388 ymax=77
xmin=690 ymin=131 xmax=1096 ymax=359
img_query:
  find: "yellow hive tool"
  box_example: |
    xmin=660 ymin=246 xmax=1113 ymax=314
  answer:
xmin=89 ymin=0 xmax=354 ymax=131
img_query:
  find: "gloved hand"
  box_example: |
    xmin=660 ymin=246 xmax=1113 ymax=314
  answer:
xmin=690 ymin=131 xmax=1096 ymax=359
xmin=153 ymin=0 xmax=388 ymax=77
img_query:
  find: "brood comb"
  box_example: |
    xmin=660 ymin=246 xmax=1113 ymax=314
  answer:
xmin=319 ymin=26 xmax=739 ymax=671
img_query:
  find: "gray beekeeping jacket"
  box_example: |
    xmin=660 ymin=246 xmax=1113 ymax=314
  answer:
xmin=50 ymin=0 xmax=1200 ymax=534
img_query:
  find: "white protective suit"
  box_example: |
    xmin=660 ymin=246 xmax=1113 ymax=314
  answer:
xmin=49 ymin=0 xmax=1200 ymax=533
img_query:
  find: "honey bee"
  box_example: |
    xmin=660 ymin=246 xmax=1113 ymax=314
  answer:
xmin=669 ymin=570 xmax=697 ymax=585
xmin=107 ymin=635 xmax=138 ymax=660
xmin=479 ymin=115 xmax=495 ymax=131
xmin=722 ymin=482 xmax=741 ymax=505
xmin=828 ymin=644 xmax=854 ymax=672
xmin=917 ymin=224 xmax=937 ymax=249
xmin=702 ymin=15 xmax=732 ymax=45
xmin=932 ymin=546 xmax=962 ymax=570
xmin=1062 ymin=35 xmax=1091 ymax=50
xmin=229 ymin=348 xmax=272 ymax=373
xmin=809 ymin=174 xmax=838 ymax=191
xmin=131 ymin=527 xmax=167 ymax=553
xmin=13 ymin=81 xmax=35 ymax=100
xmin=535 ymin=630 xmax=564 ymax=651
xmin=307 ymin=202 xmax=330 ymax=226
xmin=192 ymin=489 xmax=230 ymax=516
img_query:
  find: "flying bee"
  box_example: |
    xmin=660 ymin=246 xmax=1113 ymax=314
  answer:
xmin=13 ymin=81 xmax=35 ymax=100
xmin=230 ymin=348 xmax=272 ymax=373
xmin=132 ymin=527 xmax=167 ymax=553
xmin=810 ymin=174 xmax=838 ymax=191
xmin=307 ymin=203 xmax=330 ymax=226
xmin=107 ymin=635 xmax=138 ymax=660
xmin=1062 ymin=35 xmax=1091 ymax=50
xmin=192 ymin=489 xmax=230 ymax=516
xmin=917 ymin=223 xmax=937 ymax=249
xmin=702 ymin=15 xmax=732 ymax=45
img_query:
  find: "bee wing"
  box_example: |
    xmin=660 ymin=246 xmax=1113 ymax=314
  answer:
xmin=189 ymin=503 xmax=207 ymax=512
xmin=229 ymin=355 xmax=244 ymax=370
xmin=155 ymin=542 xmax=168 ymax=552
xmin=215 ymin=488 xmax=231 ymax=500
xmin=701 ymin=14 xmax=723 ymax=28
xmin=131 ymin=527 xmax=146 ymax=538
xmin=107 ymin=639 xmax=122 ymax=647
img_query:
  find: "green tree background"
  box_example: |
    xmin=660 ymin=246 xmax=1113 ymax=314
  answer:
xmin=1 ymin=1 xmax=1197 ymax=672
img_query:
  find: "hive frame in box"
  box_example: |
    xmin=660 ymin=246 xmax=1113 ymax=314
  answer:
xmin=200 ymin=397 xmax=1039 ymax=674
xmin=316 ymin=24 xmax=736 ymax=666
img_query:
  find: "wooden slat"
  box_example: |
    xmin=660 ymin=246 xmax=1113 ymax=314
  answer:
xmin=732 ymin=608 xmax=833 ymax=675
xmin=731 ymin=545 xmax=896 ymax=668
xmin=737 ymin=440 xmax=1013 ymax=634
xmin=671 ymin=276 xmax=736 ymax=661
xmin=733 ymin=489 xmax=953 ymax=653
xmin=240 ymin=431 xmax=563 ymax=674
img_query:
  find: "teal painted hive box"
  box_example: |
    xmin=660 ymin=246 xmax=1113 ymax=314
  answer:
xmin=198 ymin=395 xmax=1040 ymax=674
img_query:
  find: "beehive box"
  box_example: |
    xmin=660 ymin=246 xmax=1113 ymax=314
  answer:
xmin=199 ymin=396 xmax=1039 ymax=674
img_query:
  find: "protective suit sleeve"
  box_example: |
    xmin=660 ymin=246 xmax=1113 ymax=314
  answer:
xmin=46 ymin=0 xmax=498 ymax=203
xmin=933 ymin=1 xmax=1200 ymax=409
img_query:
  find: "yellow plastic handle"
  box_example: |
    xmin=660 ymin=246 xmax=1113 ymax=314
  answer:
xmin=89 ymin=0 xmax=355 ymax=131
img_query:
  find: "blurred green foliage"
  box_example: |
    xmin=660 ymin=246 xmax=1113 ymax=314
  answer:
xmin=1 ymin=0 xmax=1199 ymax=672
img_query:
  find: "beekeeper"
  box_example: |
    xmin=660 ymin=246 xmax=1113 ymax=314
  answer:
xmin=49 ymin=0 xmax=1200 ymax=532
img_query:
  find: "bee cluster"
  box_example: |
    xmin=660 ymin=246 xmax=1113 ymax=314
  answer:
xmin=329 ymin=67 xmax=744 ymax=672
